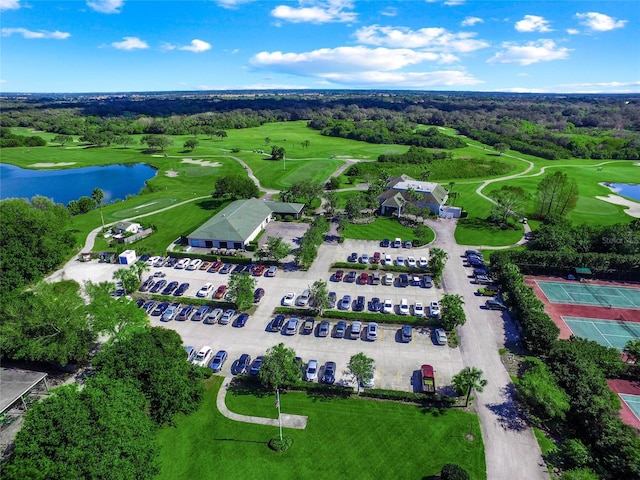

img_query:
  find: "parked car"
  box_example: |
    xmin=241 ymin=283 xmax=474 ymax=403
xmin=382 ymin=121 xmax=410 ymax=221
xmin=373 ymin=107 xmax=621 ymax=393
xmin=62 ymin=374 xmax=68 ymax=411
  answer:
xmin=305 ymin=360 xmax=318 ymax=382
xmin=234 ymin=354 xmax=252 ymax=375
xmin=399 ymin=298 xmax=410 ymax=315
xmin=186 ymin=258 xmax=202 ymax=271
xmin=296 ymin=289 xmax=311 ymax=307
xmin=413 ymin=301 xmax=424 ymax=317
xmin=429 ymin=301 xmax=441 ymax=318
xmin=401 ymin=325 xmax=412 ymax=343
xmin=209 ymin=350 xmax=228 ymax=372
xmin=161 ymin=304 xmax=179 ymax=322
xmin=398 ymin=273 xmax=409 ymax=287
xmin=208 ymin=261 xmax=223 ymax=273
xmin=339 ymin=295 xmax=352 ymax=310
xmin=185 ymin=346 xmax=197 ymax=363
xmin=395 ymin=255 xmax=405 ymax=266
xmin=333 ymin=270 xmax=344 ymax=282
xmin=151 ymin=301 xmax=169 ymax=316
xmin=371 ymin=272 xmax=381 ymax=285
xmin=418 ymin=256 xmax=428 ymax=268
xmin=393 ymin=238 xmax=402 ymax=248
xmin=318 ymin=320 xmax=330 ymax=337
xmin=383 ymin=273 xmax=394 ymax=286
xmin=214 ymin=285 xmax=228 ymax=299
xmin=334 ymin=321 xmax=347 ymax=338
xmin=422 ymin=275 xmax=433 ymax=288
xmin=321 ymin=361 xmax=336 ymax=384
xmin=192 ymin=346 xmax=213 ymax=367
xmin=219 ymin=309 xmax=235 ymax=325
xmin=143 ymin=300 xmax=157 ymax=314
xmin=192 ymin=305 xmax=210 ymax=322
xmin=344 ymin=271 xmax=357 ymax=283
xmin=406 ymin=256 xmax=416 ymax=267
xmin=410 ymin=275 xmax=422 ymax=287
xmin=383 ymin=254 xmax=392 ymax=265
xmin=249 ymin=356 xmax=264 ymax=376
xmin=366 ymin=322 xmax=379 ymax=341
xmin=176 ymin=305 xmax=194 ymax=321
xmin=252 ymin=264 xmax=265 ymax=276
xmin=380 ymin=238 xmax=390 ymax=248
xmin=174 ymin=282 xmax=190 ymax=296
xmin=153 ymin=270 xmax=166 ymax=278
xmin=282 ymin=291 xmax=296 ymax=306
xmin=351 ymin=321 xmax=363 ymax=339
xmin=435 ymin=328 xmax=448 ymax=345
xmin=302 ymin=317 xmax=315 ymax=334
xmin=235 ymin=313 xmax=249 ymax=328
xmin=139 ymin=276 xmax=155 ymax=292
xmin=468 ymin=257 xmax=485 ymax=267
xmin=219 ymin=263 xmax=233 ymax=274
xmin=175 ymin=258 xmax=190 ymax=269
xmin=161 ymin=281 xmax=179 ymax=296
xmin=285 ymin=317 xmax=300 ymax=335
xmin=373 ymin=252 xmax=381 ymax=264
xmin=404 ymin=241 xmax=413 ymax=249
xmin=204 ymin=308 xmax=223 ymax=324
xmin=369 ymin=297 xmax=382 ymax=312
xmin=485 ymin=299 xmax=507 ymax=310
xmin=465 ymin=249 xmax=482 ymax=257
xmin=477 ymin=285 xmax=499 ymax=296
xmin=197 ymin=282 xmax=214 ymax=298
xmin=359 ymin=253 xmax=369 ymax=264
xmin=354 ymin=295 xmax=365 ymax=312
xmin=254 ymin=287 xmax=265 ymax=303
xmin=328 ymin=291 xmax=337 ymax=308
xmin=199 ymin=261 xmax=212 ymax=271
xmin=270 ymin=314 xmax=286 ymax=332
xmin=382 ymin=298 xmax=394 ymax=314
xmin=475 ymin=274 xmax=492 ymax=285
xmin=232 ymin=264 xmax=244 ymax=274
xmin=266 ymin=265 xmax=278 ymax=277
xmin=347 ymin=252 xmax=358 ymax=262
xmin=359 ymin=272 xmax=369 ymax=285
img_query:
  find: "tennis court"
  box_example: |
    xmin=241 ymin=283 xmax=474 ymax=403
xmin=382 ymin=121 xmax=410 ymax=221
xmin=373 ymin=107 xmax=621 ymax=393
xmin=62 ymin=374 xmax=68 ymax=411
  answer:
xmin=562 ymin=316 xmax=640 ymax=350
xmin=536 ymin=281 xmax=640 ymax=309
xmin=619 ymin=394 xmax=640 ymax=423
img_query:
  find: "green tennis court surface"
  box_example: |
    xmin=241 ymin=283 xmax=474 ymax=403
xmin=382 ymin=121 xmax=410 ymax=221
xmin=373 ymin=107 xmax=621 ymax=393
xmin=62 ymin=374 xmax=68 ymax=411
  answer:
xmin=562 ymin=316 xmax=640 ymax=350
xmin=537 ymin=281 xmax=640 ymax=309
xmin=619 ymin=394 xmax=640 ymax=423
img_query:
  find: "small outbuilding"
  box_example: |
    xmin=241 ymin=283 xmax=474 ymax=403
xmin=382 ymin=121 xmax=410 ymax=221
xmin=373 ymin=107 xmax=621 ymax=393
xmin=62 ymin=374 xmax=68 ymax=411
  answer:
xmin=118 ymin=249 xmax=137 ymax=265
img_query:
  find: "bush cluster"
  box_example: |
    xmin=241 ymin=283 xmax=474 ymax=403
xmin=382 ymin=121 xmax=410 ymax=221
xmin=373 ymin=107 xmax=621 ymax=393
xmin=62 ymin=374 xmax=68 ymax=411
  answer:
xmin=268 ymin=435 xmax=293 ymax=452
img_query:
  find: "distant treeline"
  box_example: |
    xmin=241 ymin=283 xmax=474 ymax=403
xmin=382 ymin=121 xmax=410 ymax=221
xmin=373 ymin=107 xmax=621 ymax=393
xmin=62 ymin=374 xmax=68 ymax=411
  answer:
xmin=1 ymin=91 xmax=639 ymax=159
xmin=0 ymin=127 xmax=46 ymax=148
xmin=377 ymin=145 xmax=453 ymax=163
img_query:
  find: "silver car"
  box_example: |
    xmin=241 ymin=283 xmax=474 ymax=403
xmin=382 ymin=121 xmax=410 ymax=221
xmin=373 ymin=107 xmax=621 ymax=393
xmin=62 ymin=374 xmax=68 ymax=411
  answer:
xmin=296 ymin=289 xmax=311 ymax=307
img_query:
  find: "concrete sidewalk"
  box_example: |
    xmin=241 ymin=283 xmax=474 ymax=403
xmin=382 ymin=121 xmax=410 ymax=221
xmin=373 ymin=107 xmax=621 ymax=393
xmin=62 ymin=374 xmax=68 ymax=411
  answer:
xmin=216 ymin=377 xmax=308 ymax=429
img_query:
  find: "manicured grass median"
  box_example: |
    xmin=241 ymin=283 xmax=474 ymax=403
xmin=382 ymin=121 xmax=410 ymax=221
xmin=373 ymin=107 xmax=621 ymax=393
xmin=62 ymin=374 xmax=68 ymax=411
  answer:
xmin=156 ymin=376 xmax=485 ymax=480
xmin=342 ymin=217 xmax=431 ymax=243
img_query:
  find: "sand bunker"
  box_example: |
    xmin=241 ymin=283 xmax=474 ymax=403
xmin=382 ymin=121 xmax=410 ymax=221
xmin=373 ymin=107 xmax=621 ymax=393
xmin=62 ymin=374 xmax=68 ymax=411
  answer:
xmin=30 ymin=162 xmax=76 ymax=168
xmin=181 ymin=158 xmax=222 ymax=167
xmin=596 ymin=194 xmax=640 ymax=218
xmin=166 ymin=169 xmax=179 ymax=177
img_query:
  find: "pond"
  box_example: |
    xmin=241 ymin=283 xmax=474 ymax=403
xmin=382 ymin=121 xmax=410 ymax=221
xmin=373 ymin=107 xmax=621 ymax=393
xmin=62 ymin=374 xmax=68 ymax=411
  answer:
xmin=0 ymin=163 xmax=157 ymax=205
xmin=605 ymin=183 xmax=640 ymax=202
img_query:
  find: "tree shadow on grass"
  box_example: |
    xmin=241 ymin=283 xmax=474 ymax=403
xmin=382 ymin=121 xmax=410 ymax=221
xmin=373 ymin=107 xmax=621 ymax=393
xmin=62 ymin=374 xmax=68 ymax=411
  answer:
xmin=227 ymin=378 xmax=271 ymax=398
xmin=486 ymin=384 xmax=528 ymax=432
xmin=195 ymin=198 xmax=225 ymax=211
xmin=304 ymin=386 xmax=354 ymax=403
xmin=213 ymin=438 xmax=268 ymax=445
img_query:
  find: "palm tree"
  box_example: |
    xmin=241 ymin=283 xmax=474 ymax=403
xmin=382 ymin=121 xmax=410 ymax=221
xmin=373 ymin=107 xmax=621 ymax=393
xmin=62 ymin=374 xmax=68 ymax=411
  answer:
xmin=92 ymin=187 xmax=105 ymax=230
xmin=452 ymin=367 xmax=488 ymax=407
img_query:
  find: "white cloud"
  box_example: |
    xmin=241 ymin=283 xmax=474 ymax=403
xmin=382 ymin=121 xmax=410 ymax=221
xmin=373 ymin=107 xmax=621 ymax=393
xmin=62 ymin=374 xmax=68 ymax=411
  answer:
xmin=110 ymin=36 xmax=148 ymax=50
xmin=461 ymin=16 xmax=483 ymax=27
xmin=87 ymin=0 xmax=124 ymax=14
xmin=1 ymin=27 xmax=71 ymax=39
xmin=566 ymin=28 xmax=579 ymax=35
xmin=215 ymin=0 xmax=256 ymax=9
xmin=557 ymin=81 xmax=640 ymax=89
xmin=515 ymin=15 xmax=552 ymax=33
xmin=576 ymin=12 xmax=626 ymax=31
xmin=354 ymin=25 xmax=489 ymax=53
xmin=380 ymin=6 xmax=397 ymax=17
xmin=444 ymin=0 xmax=465 ymax=6
xmin=320 ymin=70 xmax=482 ymax=87
xmin=0 ymin=0 xmax=20 ymax=11
xmin=488 ymin=39 xmax=570 ymax=65
xmin=500 ymin=87 xmax=545 ymax=93
xmin=179 ymin=39 xmax=211 ymax=53
xmin=271 ymin=0 xmax=356 ymax=24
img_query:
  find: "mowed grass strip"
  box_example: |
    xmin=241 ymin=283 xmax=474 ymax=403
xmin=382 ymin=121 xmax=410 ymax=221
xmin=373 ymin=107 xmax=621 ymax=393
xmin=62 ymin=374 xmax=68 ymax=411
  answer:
xmin=156 ymin=377 xmax=486 ymax=480
xmin=341 ymin=217 xmax=423 ymax=242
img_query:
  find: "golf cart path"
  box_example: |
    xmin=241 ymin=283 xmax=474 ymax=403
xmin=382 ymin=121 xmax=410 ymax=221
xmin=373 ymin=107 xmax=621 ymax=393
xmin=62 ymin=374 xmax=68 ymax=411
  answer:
xmin=216 ymin=377 xmax=308 ymax=429
xmin=428 ymin=217 xmax=549 ymax=480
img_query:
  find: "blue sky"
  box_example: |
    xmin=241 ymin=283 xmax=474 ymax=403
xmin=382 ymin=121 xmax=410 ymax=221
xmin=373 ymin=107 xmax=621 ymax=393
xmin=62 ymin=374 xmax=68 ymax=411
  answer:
xmin=1 ymin=0 xmax=638 ymax=93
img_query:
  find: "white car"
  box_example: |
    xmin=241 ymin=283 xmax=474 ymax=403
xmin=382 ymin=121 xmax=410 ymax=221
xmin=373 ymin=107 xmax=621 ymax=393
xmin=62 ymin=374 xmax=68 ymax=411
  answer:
xmin=305 ymin=360 xmax=318 ymax=382
xmin=186 ymin=258 xmax=202 ymax=270
xmin=382 ymin=299 xmax=394 ymax=314
xmin=418 ymin=257 xmax=428 ymax=268
xmin=406 ymin=256 xmax=416 ymax=268
xmin=399 ymin=298 xmax=409 ymax=315
xmin=395 ymin=256 xmax=404 ymax=266
xmin=192 ymin=346 xmax=213 ymax=367
xmin=383 ymin=254 xmax=392 ymax=265
xmin=414 ymin=301 xmax=424 ymax=317
xmin=282 ymin=292 xmax=296 ymax=306
xmin=175 ymin=258 xmax=190 ymax=269
xmin=196 ymin=282 xmax=214 ymax=298
xmin=435 ymin=328 xmax=448 ymax=345
xmin=366 ymin=322 xmax=379 ymax=341
xmin=429 ymin=301 xmax=441 ymax=318
xmin=146 ymin=256 xmax=160 ymax=266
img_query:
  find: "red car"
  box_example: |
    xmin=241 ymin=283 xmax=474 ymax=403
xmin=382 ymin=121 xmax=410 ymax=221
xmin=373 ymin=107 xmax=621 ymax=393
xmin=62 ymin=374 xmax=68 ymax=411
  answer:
xmin=252 ymin=265 xmax=265 ymax=276
xmin=214 ymin=285 xmax=227 ymax=299
xmin=333 ymin=270 xmax=344 ymax=282
xmin=372 ymin=252 xmax=381 ymax=264
xmin=359 ymin=272 xmax=369 ymax=285
xmin=208 ymin=261 xmax=223 ymax=273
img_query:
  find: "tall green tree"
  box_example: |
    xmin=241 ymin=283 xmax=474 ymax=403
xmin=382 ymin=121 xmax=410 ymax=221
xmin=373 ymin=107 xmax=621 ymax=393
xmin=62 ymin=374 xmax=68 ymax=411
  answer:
xmin=517 ymin=358 xmax=570 ymax=421
xmin=270 ymin=145 xmax=285 ymax=160
xmin=258 ymin=343 xmax=301 ymax=391
xmin=262 ymin=236 xmax=291 ymax=262
xmin=535 ymin=172 xmax=578 ymax=219
xmin=310 ymin=279 xmax=329 ymax=315
xmin=52 ymin=134 xmax=73 ymax=146
xmin=112 ymin=267 xmax=140 ymax=295
xmin=227 ymin=272 xmax=256 ymax=311
xmin=452 ymin=367 xmax=488 ymax=407
xmin=490 ymin=185 xmax=529 ymax=224
xmin=624 ymin=339 xmax=640 ymax=365
xmin=213 ymin=175 xmax=259 ymax=200
xmin=91 ymin=187 xmax=105 ymax=229
xmin=140 ymin=134 xmax=173 ymax=152
xmin=428 ymin=247 xmax=448 ymax=285
xmin=346 ymin=352 xmax=375 ymax=394
xmin=440 ymin=294 xmax=466 ymax=330
xmin=183 ymin=138 xmax=199 ymax=151
xmin=92 ymin=327 xmax=208 ymax=425
xmin=3 ymin=379 xmax=159 ymax=480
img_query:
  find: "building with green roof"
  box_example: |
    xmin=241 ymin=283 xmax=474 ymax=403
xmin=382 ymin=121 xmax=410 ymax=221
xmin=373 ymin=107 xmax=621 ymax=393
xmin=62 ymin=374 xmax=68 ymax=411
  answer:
xmin=187 ymin=198 xmax=304 ymax=250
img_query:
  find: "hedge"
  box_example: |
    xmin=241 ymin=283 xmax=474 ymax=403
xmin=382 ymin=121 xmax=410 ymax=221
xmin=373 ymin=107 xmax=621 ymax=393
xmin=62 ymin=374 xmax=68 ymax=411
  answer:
xmin=146 ymin=293 xmax=236 ymax=311
xmin=360 ymin=388 xmax=455 ymax=406
xmin=322 ymin=310 xmax=440 ymax=326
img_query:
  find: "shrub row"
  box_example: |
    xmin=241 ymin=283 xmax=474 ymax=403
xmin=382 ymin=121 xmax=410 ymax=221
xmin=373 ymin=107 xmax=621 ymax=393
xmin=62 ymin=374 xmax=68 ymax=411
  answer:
xmin=322 ymin=310 xmax=439 ymax=326
xmin=147 ymin=294 xmax=236 ymax=310
xmin=360 ymin=388 xmax=455 ymax=406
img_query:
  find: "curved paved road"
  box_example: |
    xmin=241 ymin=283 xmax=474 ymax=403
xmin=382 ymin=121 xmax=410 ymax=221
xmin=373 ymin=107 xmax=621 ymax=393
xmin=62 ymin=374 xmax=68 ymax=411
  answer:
xmin=428 ymin=217 xmax=549 ymax=480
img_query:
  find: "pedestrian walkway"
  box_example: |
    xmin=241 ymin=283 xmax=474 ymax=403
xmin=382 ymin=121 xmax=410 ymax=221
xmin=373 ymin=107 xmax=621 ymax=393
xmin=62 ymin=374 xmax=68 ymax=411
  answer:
xmin=216 ymin=377 xmax=308 ymax=429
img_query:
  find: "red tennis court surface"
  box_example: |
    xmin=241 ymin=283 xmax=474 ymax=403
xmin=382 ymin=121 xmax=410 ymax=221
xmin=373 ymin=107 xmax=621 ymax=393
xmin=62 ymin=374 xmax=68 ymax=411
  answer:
xmin=607 ymin=379 xmax=640 ymax=429
xmin=524 ymin=276 xmax=640 ymax=339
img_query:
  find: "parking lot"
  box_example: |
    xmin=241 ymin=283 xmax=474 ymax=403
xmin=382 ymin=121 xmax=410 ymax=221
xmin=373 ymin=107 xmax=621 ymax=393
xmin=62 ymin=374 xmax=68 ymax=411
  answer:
xmin=139 ymin=239 xmax=463 ymax=391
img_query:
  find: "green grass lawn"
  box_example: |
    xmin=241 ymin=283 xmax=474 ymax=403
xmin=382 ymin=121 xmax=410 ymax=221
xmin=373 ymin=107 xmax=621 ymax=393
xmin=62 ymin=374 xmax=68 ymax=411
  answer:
xmin=155 ymin=377 xmax=486 ymax=480
xmin=341 ymin=217 xmax=430 ymax=243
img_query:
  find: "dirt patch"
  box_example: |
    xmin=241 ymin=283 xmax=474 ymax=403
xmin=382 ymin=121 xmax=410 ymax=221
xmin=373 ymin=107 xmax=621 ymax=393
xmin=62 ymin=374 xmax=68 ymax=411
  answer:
xmin=166 ymin=169 xmax=179 ymax=177
xmin=29 ymin=162 xmax=76 ymax=168
xmin=181 ymin=158 xmax=222 ymax=167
